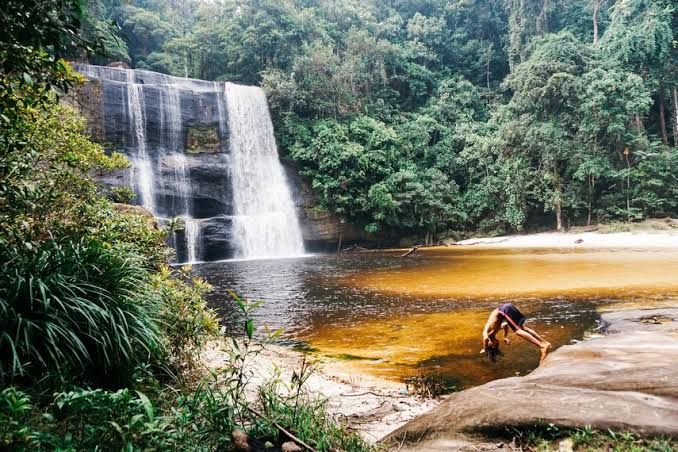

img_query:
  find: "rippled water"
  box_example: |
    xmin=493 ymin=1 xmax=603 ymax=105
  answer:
xmin=194 ymin=247 xmax=678 ymax=388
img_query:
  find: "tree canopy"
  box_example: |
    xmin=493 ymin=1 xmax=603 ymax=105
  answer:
xmin=79 ymin=0 xmax=678 ymax=237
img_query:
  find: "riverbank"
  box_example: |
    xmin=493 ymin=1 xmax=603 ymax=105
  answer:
xmin=384 ymin=307 xmax=678 ymax=451
xmin=453 ymin=219 xmax=678 ymax=248
xmin=201 ymin=341 xmax=439 ymax=442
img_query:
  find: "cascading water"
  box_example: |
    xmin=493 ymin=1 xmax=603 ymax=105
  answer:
xmin=225 ymin=83 xmax=305 ymax=259
xmin=74 ymin=63 xmax=306 ymax=262
xmin=157 ymin=77 xmax=201 ymax=263
xmin=125 ymin=71 xmax=155 ymax=211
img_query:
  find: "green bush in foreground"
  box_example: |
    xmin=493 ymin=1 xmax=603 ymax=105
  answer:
xmin=0 ymin=239 xmax=162 ymax=386
xmin=0 ymin=296 xmax=372 ymax=451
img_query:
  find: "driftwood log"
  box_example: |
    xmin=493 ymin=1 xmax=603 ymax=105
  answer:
xmin=342 ymin=243 xmax=367 ymax=253
xmin=400 ymin=245 xmax=421 ymax=257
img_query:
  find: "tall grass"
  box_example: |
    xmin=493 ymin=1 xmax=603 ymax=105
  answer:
xmin=0 ymin=239 xmax=162 ymax=385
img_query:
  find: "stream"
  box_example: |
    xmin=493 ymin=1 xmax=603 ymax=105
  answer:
xmin=195 ymin=246 xmax=678 ymax=388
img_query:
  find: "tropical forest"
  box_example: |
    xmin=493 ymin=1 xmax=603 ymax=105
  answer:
xmin=1 ymin=0 xmax=678 ymax=450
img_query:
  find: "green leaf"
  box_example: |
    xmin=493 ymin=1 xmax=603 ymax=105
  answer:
xmin=271 ymin=327 xmax=284 ymax=339
xmin=135 ymin=390 xmax=154 ymax=421
xmin=245 ymin=319 xmax=254 ymax=339
xmin=228 ymin=290 xmax=246 ymax=313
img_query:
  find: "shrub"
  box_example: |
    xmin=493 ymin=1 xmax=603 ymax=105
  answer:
xmin=111 ymin=186 xmax=136 ymax=204
xmin=153 ymin=266 xmax=219 ymax=375
xmin=0 ymin=239 xmax=163 ymax=386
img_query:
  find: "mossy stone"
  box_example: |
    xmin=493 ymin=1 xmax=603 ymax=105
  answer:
xmin=185 ymin=125 xmax=221 ymax=153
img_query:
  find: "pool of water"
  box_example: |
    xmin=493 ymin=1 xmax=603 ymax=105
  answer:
xmin=194 ymin=246 xmax=678 ymax=388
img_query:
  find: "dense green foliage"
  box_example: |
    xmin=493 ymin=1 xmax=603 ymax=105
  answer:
xmin=1 ymin=2 xmax=367 ymax=450
xmin=84 ymin=0 xmax=678 ymax=238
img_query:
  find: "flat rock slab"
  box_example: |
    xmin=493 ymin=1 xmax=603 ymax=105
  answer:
xmin=385 ymin=308 xmax=678 ymax=449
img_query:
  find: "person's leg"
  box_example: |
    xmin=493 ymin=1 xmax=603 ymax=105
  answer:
xmin=523 ymin=326 xmax=546 ymax=343
xmin=515 ymin=328 xmax=551 ymax=363
xmin=514 ymin=328 xmax=542 ymax=347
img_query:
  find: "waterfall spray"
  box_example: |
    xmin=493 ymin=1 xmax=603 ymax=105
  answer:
xmin=225 ymin=83 xmax=305 ymax=259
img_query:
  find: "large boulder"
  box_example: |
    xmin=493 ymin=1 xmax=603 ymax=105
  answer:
xmin=385 ymin=308 xmax=678 ymax=449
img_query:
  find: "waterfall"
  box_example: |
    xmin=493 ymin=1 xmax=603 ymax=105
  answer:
xmin=225 ymin=83 xmax=305 ymax=259
xmin=74 ymin=63 xmax=307 ymax=262
xmin=158 ymin=79 xmax=202 ymax=263
xmin=125 ymin=71 xmax=155 ymax=211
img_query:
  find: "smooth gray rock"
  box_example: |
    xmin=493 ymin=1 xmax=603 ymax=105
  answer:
xmin=385 ymin=308 xmax=678 ymax=449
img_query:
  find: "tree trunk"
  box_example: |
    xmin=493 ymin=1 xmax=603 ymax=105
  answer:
xmin=673 ymin=86 xmax=678 ymax=147
xmin=625 ymin=151 xmax=631 ymax=222
xmin=555 ymin=198 xmax=563 ymax=231
xmin=587 ymin=174 xmax=595 ymax=226
xmin=485 ymin=43 xmax=492 ymax=89
xmin=554 ymin=164 xmax=563 ymax=231
xmin=658 ymin=83 xmax=668 ymax=144
xmin=592 ymin=0 xmax=600 ymax=46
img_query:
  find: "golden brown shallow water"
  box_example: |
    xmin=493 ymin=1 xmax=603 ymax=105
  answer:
xmin=348 ymin=246 xmax=678 ymax=299
xmin=197 ymin=246 xmax=678 ymax=388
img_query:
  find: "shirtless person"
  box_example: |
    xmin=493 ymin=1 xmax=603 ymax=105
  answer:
xmin=481 ymin=303 xmax=551 ymax=363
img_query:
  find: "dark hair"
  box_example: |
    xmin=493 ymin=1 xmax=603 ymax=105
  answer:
xmin=485 ymin=342 xmax=502 ymax=363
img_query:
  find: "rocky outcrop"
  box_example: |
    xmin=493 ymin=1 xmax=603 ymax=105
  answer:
xmin=63 ymin=76 xmax=106 ymax=142
xmin=186 ymin=125 xmax=221 ymax=153
xmin=283 ymin=162 xmax=381 ymax=251
xmin=112 ymin=203 xmax=157 ymax=226
xmin=385 ymin=308 xmax=678 ymax=450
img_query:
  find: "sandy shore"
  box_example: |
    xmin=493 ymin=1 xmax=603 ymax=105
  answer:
xmin=455 ymin=222 xmax=678 ymax=248
xmin=202 ymin=341 xmax=439 ymax=443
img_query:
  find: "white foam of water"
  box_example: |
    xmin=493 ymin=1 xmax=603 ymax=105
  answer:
xmin=125 ymin=71 xmax=155 ymax=211
xmin=224 ymin=83 xmax=305 ymax=259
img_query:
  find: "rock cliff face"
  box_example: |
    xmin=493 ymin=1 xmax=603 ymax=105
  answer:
xmin=283 ymin=163 xmax=377 ymax=251
xmin=68 ymin=62 xmax=362 ymax=260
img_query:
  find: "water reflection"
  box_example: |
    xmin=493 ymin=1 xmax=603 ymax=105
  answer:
xmin=194 ymin=247 xmax=678 ymax=388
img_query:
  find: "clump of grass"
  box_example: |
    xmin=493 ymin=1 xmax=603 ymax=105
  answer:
xmin=405 ymin=371 xmax=459 ymax=398
xmin=252 ymin=358 xmax=372 ymax=452
xmin=0 ymin=239 xmax=162 ymax=386
xmin=478 ymin=423 xmax=678 ymax=451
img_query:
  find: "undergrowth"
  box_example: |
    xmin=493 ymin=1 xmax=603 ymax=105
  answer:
xmin=0 ymin=292 xmax=372 ymax=451
xmin=480 ymin=423 xmax=678 ymax=452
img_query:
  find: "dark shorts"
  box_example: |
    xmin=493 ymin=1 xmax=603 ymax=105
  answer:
xmin=498 ymin=303 xmax=526 ymax=331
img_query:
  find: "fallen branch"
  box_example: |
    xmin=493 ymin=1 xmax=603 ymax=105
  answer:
xmin=244 ymin=405 xmax=318 ymax=452
xmin=460 ymin=237 xmax=509 ymax=246
xmin=340 ymin=390 xmax=409 ymax=398
xmin=342 ymin=243 xmax=367 ymax=253
xmin=400 ymin=245 xmax=421 ymax=257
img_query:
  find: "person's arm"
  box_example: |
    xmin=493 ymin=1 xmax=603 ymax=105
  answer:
xmin=482 ymin=309 xmax=498 ymax=346
xmin=502 ymin=321 xmax=510 ymax=344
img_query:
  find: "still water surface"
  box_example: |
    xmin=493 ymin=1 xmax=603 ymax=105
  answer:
xmin=195 ymin=247 xmax=678 ymax=388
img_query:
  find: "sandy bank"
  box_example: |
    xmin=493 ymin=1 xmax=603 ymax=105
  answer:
xmin=201 ymin=341 xmax=439 ymax=443
xmin=455 ymin=220 xmax=678 ymax=248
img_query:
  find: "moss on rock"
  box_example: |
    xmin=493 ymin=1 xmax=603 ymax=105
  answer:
xmin=185 ymin=125 xmax=221 ymax=153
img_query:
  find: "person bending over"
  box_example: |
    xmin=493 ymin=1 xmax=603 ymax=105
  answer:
xmin=481 ymin=303 xmax=551 ymax=363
